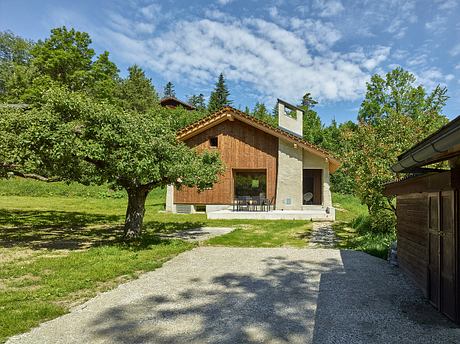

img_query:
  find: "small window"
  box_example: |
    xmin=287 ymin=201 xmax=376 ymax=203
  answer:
xmin=209 ymin=136 xmax=218 ymax=148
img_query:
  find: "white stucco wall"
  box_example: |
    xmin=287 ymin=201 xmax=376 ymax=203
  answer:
xmin=302 ymin=150 xmax=332 ymax=208
xmin=278 ymin=102 xmax=303 ymax=136
xmin=276 ymin=139 xmax=303 ymax=210
xmin=165 ymin=184 xmax=174 ymax=212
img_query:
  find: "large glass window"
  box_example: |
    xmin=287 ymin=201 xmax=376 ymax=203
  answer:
xmin=234 ymin=171 xmax=267 ymax=198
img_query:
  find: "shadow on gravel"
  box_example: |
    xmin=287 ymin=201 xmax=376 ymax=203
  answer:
xmin=312 ymin=250 xmax=460 ymax=344
xmin=89 ymin=255 xmax=341 ymax=343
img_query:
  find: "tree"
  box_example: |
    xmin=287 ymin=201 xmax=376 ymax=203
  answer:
xmin=344 ymin=68 xmax=448 ymax=231
xmin=118 ymin=65 xmax=158 ymax=112
xmin=298 ymin=92 xmax=323 ymax=145
xmin=163 ymin=81 xmax=175 ymax=98
xmin=301 ymin=92 xmax=318 ymax=108
xmin=0 ymin=31 xmax=34 ymax=102
xmin=89 ymin=51 xmax=120 ymax=102
xmin=2 ymin=27 xmax=120 ymax=104
xmin=208 ymin=73 xmax=231 ymax=113
xmin=0 ymin=87 xmax=224 ymax=239
xmin=251 ymin=102 xmax=277 ymax=126
xmin=0 ymin=30 xmax=33 ymax=64
xmin=187 ymin=93 xmax=206 ymax=110
xmin=31 ymin=27 xmax=95 ymax=90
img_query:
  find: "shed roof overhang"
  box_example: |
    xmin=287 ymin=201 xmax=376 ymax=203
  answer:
xmin=391 ymin=115 xmax=460 ymax=173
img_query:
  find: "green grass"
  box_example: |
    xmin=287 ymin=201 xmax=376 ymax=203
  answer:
xmin=332 ymin=193 xmax=395 ymax=259
xmin=0 ymin=178 xmax=396 ymax=342
xmin=0 ymin=178 xmax=314 ymax=342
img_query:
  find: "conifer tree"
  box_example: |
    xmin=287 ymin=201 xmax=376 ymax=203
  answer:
xmin=163 ymin=81 xmax=175 ymax=98
xmin=187 ymin=93 xmax=206 ymax=110
xmin=207 ymin=73 xmax=231 ymax=113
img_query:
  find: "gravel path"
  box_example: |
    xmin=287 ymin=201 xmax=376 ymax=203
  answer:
xmin=158 ymin=227 xmax=234 ymax=242
xmin=308 ymin=222 xmax=337 ymax=248
xmin=8 ymin=247 xmax=460 ymax=344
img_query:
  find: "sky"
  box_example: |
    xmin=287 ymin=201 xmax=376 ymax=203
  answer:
xmin=1 ymin=0 xmax=460 ymax=124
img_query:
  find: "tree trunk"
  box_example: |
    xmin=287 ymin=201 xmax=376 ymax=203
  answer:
xmin=124 ymin=187 xmax=149 ymax=240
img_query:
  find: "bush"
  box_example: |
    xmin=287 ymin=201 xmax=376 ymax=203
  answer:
xmin=351 ymin=210 xmax=395 ymax=235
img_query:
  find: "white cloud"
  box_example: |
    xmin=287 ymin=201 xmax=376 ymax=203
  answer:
xmin=312 ymin=0 xmax=345 ymax=17
xmin=416 ymin=67 xmax=453 ymax=89
xmin=425 ymin=15 xmax=447 ymax=34
xmin=450 ymin=44 xmax=460 ymax=56
xmin=290 ymin=18 xmax=341 ymax=51
xmin=140 ymin=3 xmax=161 ymax=20
xmin=435 ymin=0 xmax=458 ymax=10
xmin=217 ymin=0 xmax=233 ymax=5
xmin=102 ymin=13 xmax=391 ymax=103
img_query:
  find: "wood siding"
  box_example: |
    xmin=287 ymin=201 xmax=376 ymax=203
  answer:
xmin=174 ymin=119 xmax=278 ymax=204
xmin=396 ymin=193 xmax=429 ymax=295
xmin=390 ymin=169 xmax=460 ymax=323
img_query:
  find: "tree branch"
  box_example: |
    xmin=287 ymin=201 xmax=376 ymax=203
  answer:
xmin=9 ymin=170 xmax=61 ymax=182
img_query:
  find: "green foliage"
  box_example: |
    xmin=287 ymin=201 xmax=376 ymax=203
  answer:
xmin=31 ymin=27 xmax=95 ymax=89
xmin=0 ymin=30 xmax=34 ymax=64
xmin=118 ymin=65 xmax=158 ymax=112
xmin=187 ymin=93 xmax=206 ymax=110
xmin=208 ymin=73 xmax=231 ymax=113
xmin=0 ymin=31 xmax=34 ymax=101
xmin=163 ymin=81 xmax=176 ymax=98
xmin=251 ymin=102 xmax=277 ymax=126
xmin=0 ymin=87 xmax=224 ymax=237
xmin=333 ymin=193 xmax=395 ymax=259
xmin=344 ymin=68 xmax=448 ymax=231
xmin=358 ymin=67 xmax=448 ymax=125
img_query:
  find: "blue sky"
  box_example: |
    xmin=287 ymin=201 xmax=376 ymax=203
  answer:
xmin=1 ymin=0 xmax=459 ymax=124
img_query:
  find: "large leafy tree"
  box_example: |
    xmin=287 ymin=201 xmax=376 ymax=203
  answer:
xmin=0 ymin=31 xmax=35 ymax=102
xmin=344 ymin=68 xmax=448 ymax=231
xmin=0 ymin=87 xmax=224 ymax=239
xmin=14 ymin=26 xmax=119 ymax=103
xmin=118 ymin=65 xmax=158 ymax=112
xmin=208 ymin=73 xmax=231 ymax=113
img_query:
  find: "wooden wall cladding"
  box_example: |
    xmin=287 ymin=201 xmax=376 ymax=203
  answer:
xmin=396 ymin=193 xmax=429 ymax=295
xmin=174 ymin=119 xmax=278 ymax=204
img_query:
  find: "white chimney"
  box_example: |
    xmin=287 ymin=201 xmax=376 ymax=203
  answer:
xmin=277 ymin=99 xmax=303 ymax=137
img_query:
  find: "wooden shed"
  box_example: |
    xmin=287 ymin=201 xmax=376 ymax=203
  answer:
xmin=384 ymin=115 xmax=460 ymax=322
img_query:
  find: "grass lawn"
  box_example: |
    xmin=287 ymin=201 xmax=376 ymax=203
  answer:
xmin=0 ymin=178 xmax=394 ymax=342
xmin=0 ymin=178 xmax=313 ymax=342
xmin=332 ymin=193 xmax=395 ymax=259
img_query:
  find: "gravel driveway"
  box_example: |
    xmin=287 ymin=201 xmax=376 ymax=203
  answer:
xmin=8 ymin=247 xmax=460 ymax=344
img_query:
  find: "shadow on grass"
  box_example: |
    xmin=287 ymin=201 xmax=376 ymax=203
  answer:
xmin=0 ymin=209 xmax=205 ymax=251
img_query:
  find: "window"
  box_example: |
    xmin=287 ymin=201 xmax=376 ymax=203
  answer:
xmin=209 ymin=136 xmax=218 ymax=147
xmin=234 ymin=171 xmax=267 ymax=198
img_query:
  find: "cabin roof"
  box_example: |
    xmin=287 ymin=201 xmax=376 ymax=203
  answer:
xmin=160 ymin=97 xmax=195 ymax=110
xmin=177 ymin=106 xmax=340 ymax=173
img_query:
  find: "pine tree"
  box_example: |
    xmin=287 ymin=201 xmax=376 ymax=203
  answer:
xmin=118 ymin=65 xmax=158 ymax=112
xmin=163 ymin=81 xmax=175 ymax=98
xmin=207 ymin=73 xmax=231 ymax=113
xmin=187 ymin=93 xmax=206 ymax=110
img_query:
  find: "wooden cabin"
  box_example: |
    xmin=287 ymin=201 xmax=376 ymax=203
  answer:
xmin=166 ymin=100 xmax=340 ymax=220
xmin=384 ymin=115 xmax=460 ymax=323
xmin=160 ymin=97 xmax=195 ymax=110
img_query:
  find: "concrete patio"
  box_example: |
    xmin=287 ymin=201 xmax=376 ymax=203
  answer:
xmin=206 ymin=209 xmax=334 ymax=221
